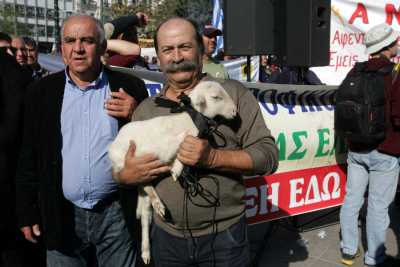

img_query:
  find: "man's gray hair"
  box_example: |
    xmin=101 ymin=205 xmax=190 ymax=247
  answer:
xmin=61 ymin=14 xmax=106 ymax=45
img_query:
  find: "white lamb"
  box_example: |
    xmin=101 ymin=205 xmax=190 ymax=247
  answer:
xmin=108 ymin=81 xmax=237 ymax=264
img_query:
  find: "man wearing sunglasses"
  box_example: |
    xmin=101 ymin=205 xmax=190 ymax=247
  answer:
xmin=0 ymin=32 xmax=14 ymax=56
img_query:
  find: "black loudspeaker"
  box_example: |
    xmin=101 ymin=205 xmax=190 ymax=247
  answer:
xmin=223 ymin=0 xmax=274 ymax=55
xmin=223 ymin=0 xmax=331 ymax=67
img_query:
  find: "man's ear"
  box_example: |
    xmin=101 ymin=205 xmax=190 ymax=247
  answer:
xmin=60 ymin=45 xmax=68 ymax=65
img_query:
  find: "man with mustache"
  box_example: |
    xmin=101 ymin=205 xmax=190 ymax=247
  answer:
xmin=115 ymin=17 xmax=279 ymax=267
xmin=15 ymin=15 xmax=148 ymax=266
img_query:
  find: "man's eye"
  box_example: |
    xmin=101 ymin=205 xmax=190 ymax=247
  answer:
xmin=179 ymin=45 xmax=191 ymax=51
xmin=82 ymin=38 xmax=95 ymax=44
xmin=64 ymin=38 xmax=75 ymax=44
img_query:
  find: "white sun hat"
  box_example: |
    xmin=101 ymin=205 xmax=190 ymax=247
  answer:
xmin=364 ymin=23 xmax=400 ymax=54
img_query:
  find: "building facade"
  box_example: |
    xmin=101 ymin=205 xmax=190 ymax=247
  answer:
xmin=0 ymin=0 xmax=160 ymax=50
xmin=0 ymin=0 xmax=111 ymax=48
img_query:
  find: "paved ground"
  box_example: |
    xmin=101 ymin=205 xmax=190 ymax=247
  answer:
xmin=248 ymin=199 xmax=400 ymax=267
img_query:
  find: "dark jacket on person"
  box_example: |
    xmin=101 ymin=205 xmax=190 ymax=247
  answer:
xmin=15 ymin=67 xmax=148 ymax=250
xmin=274 ymin=66 xmax=323 ymax=85
xmin=0 ymin=51 xmax=32 ymax=242
xmin=108 ymin=15 xmax=140 ymax=39
xmin=348 ymin=57 xmax=400 ymax=156
xmin=29 ymin=63 xmax=50 ymax=81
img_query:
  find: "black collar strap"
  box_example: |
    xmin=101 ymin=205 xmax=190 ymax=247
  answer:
xmin=155 ymin=93 xmax=217 ymax=139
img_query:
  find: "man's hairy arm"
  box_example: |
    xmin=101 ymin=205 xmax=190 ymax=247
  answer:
xmin=178 ymin=81 xmax=279 ymax=176
xmin=177 ymin=135 xmax=254 ymax=173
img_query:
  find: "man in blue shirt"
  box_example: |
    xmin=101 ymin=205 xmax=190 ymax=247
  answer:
xmin=15 ymin=15 xmax=149 ymax=266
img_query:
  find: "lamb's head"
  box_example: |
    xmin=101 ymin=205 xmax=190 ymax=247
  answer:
xmin=188 ymin=81 xmax=237 ymax=119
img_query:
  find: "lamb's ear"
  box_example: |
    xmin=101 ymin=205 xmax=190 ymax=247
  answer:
xmin=192 ymin=94 xmax=206 ymax=112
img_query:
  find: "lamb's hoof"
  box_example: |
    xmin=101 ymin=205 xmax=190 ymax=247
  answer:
xmin=171 ymin=171 xmax=178 ymax=181
xmin=152 ymin=198 xmax=166 ymax=218
xmin=141 ymin=251 xmax=151 ymax=265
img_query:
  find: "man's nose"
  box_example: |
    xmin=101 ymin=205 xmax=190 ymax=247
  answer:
xmin=73 ymin=40 xmax=84 ymax=53
xmin=16 ymin=49 xmax=24 ymax=56
xmin=172 ymin=49 xmax=183 ymax=63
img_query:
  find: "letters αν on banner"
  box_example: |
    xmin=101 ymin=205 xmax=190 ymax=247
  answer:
xmin=312 ymin=0 xmax=400 ymax=85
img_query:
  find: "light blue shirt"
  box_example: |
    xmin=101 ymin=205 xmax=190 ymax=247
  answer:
xmin=61 ymin=69 xmax=119 ymax=209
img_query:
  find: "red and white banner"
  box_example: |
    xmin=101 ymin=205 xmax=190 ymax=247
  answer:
xmin=313 ymin=0 xmax=400 ymax=85
xmin=245 ymin=165 xmax=346 ymax=224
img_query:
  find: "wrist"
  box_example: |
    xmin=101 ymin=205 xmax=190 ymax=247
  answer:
xmin=113 ymin=169 xmax=123 ymax=183
xmin=204 ymin=148 xmax=218 ymax=168
xmin=117 ymin=168 xmax=132 ymax=184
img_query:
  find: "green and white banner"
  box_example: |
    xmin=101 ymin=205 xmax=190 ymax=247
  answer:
xmin=116 ymin=66 xmax=347 ymax=223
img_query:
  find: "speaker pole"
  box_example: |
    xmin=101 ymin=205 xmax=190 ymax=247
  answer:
xmin=246 ymin=56 xmax=251 ymax=82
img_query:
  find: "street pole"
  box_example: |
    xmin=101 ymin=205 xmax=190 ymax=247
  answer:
xmin=246 ymin=55 xmax=251 ymax=82
xmin=100 ymin=0 xmax=104 ymax=24
xmin=54 ymin=0 xmax=60 ymax=53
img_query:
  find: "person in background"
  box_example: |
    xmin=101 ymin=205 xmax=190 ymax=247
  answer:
xmin=104 ymin=13 xmax=149 ymax=69
xmin=259 ymin=55 xmax=281 ymax=83
xmin=105 ymin=38 xmax=142 ymax=62
xmin=0 ymin=42 xmax=44 ymax=267
xmin=274 ymin=65 xmax=323 ymax=85
xmin=3 ymin=35 xmax=33 ymax=79
xmin=201 ymin=25 xmax=229 ymax=79
xmin=148 ymin=56 xmax=160 ymax=71
xmin=143 ymin=55 xmax=150 ymax=65
xmin=11 ymin=37 xmax=27 ymax=66
xmin=22 ymin=37 xmax=50 ymax=80
xmin=0 ymin=32 xmax=13 ymax=55
xmin=339 ymin=23 xmax=400 ymax=267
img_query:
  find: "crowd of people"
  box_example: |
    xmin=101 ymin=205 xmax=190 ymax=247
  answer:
xmin=0 ymin=11 xmax=399 ymax=267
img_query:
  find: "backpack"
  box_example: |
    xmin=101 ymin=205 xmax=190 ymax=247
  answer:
xmin=334 ymin=61 xmax=394 ymax=145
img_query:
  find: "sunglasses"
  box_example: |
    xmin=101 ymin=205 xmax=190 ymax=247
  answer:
xmin=0 ymin=46 xmax=16 ymax=55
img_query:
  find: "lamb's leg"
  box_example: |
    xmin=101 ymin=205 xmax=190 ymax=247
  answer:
xmin=139 ymin=194 xmax=152 ymax=265
xmin=143 ymin=185 xmax=165 ymax=218
xmin=169 ymin=131 xmax=189 ymax=181
xmin=136 ymin=190 xmax=143 ymax=219
xmin=171 ymin=158 xmax=184 ymax=182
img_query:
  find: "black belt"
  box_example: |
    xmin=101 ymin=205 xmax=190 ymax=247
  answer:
xmin=91 ymin=192 xmax=119 ymax=212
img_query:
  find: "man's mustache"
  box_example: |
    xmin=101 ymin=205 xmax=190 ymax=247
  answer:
xmin=164 ymin=60 xmax=197 ymax=73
